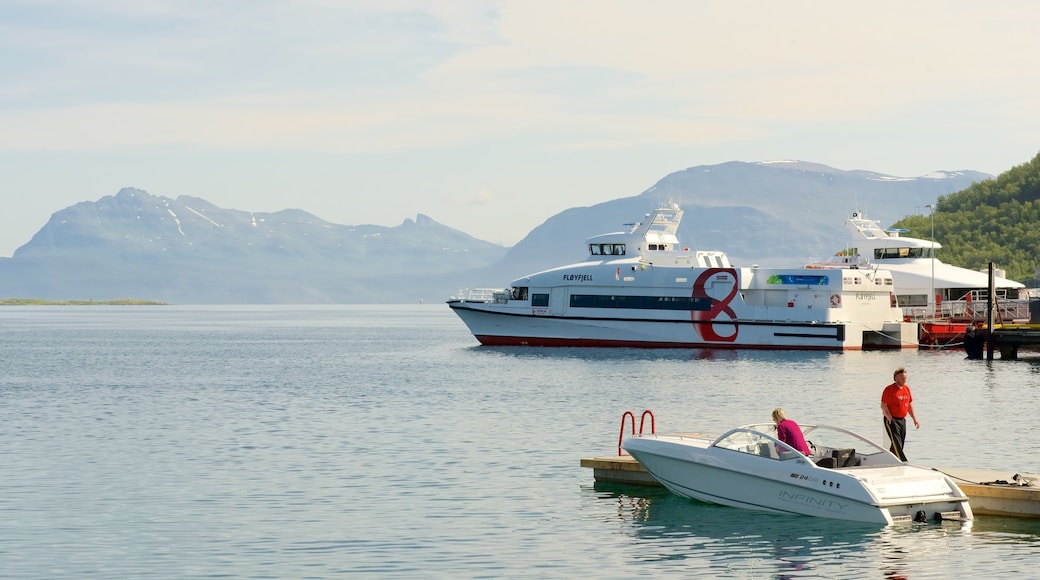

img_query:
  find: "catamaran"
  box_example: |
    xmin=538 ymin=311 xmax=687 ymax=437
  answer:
xmin=448 ymin=201 xmax=916 ymax=350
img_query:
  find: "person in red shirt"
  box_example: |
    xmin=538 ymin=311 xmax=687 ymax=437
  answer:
xmin=771 ymin=408 xmax=811 ymax=456
xmin=881 ymin=367 xmax=919 ymax=461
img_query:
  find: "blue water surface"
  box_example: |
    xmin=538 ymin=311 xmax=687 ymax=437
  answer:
xmin=2 ymin=304 xmax=1040 ymax=578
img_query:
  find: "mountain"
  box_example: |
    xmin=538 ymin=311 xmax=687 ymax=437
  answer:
xmin=0 ymin=188 xmax=507 ymax=303
xmin=489 ymin=161 xmax=992 ymax=284
xmin=0 ymin=162 xmax=994 ymax=303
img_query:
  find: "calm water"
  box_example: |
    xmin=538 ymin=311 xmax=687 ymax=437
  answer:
xmin=2 ymin=305 xmax=1040 ymax=578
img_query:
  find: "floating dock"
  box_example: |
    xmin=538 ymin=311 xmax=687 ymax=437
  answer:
xmin=992 ymin=323 xmax=1040 ymax=360
xmin=581 ymin=455 xmax=1040 ymax=518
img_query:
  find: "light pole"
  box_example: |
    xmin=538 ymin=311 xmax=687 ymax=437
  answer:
xmin=925 ymin=204 xmax=936 ymax=316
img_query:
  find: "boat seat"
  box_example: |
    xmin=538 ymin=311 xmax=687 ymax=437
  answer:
xmin=832 ymin=448 xmax=858 ymax=467
xmin=816 ymin=449 xmax=858 ymax=468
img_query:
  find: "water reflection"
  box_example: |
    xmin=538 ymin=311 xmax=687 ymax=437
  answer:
xmin=465 ymin=345 xmax=722 ymax=362
xmin=688 ymin=348 xmax=740 ymax=361
xmin=959 ymin=514 xmax=1040 ymax=539
xmin=592 ymin=482 xmax=882 ymax=577
xmin=587 ymin=482 xmax=1005 ymax=578
xmin=465 ymin=345 xmax=838 ymax=365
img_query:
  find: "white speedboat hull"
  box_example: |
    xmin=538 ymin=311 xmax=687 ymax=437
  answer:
xmin=623 ymin=425 xmax=972 ymax=525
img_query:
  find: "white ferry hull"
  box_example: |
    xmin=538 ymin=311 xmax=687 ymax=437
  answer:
xmin=449 ymin=300 xmax=913 ymax=351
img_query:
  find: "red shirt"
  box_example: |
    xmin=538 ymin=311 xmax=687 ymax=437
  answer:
xmin=881 ymin=383 xmax=913 ymax=419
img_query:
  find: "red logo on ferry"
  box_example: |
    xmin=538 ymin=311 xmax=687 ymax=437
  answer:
xmin=691 ymin=268 xmax=739 ymax=342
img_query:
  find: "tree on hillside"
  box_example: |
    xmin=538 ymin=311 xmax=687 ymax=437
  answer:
xmin=891 ymin=151 xmax=1040 ymax=285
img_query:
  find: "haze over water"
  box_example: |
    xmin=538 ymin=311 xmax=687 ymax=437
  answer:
xmin=2 ymin=304 xmax=1039 ymax=578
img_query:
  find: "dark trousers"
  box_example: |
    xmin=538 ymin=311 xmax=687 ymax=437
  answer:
xmin=885 ymin=417 xmax=907 ymax=460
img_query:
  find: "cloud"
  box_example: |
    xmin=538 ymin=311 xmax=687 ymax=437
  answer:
xmin=3 ymin=0 xmax=1040 ymax=159
xmin=466 ymin=188 xmax=496 ymax=206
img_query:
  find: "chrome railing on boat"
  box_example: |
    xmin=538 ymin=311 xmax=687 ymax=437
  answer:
xmin=903 ymin=298 xmax=1033 ymax=323
xmin=451 ymin=288 xmax=509 ymax=303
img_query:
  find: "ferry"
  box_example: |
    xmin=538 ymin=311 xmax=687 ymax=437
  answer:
xmin=448 ymin=201 xmax=915 ymax=350
xmin=807 ymin=210 xmax=1028 ymax=345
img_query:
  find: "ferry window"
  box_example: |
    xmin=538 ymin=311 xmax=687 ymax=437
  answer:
xmin=649 ymin=244 xmax=658 ymax=250
xmin=531 ymin=293 xmax=549 ymax=307
xmin=714 ymin=256 xmax=725 ymax=268
xmin=569 ymin=294 xmax=711 ymax=310
xmin=613 ymin=244 xmax=625 ymax=256
xmin=876 ymin=248 xmax=909 ymax=259
xmin=601 ymin=244 xmax=613 ymax=255
xmin=900 ymin=294 xmax=927 ymax=307
xmin=589 ymin=245 xmax=601 ymax=255
xmin=619 ymin=295 xmax=642 ymax=308
xmin=570 ymin=295 xmax=592 ymax=308
xmin=510 ymin=287 xmax=528 ymax=300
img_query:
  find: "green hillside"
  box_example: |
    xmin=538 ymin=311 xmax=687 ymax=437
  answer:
xmin=892 ymin=152 xmax=1040 ymax=286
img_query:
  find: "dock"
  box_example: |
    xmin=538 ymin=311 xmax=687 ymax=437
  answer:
xmin=992 ymin=323 xmax=1040 ymax=359
xmin=581 ymin=455 xmax=1040 ymax=518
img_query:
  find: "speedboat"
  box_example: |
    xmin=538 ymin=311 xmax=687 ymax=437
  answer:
xmin=448 ymin=200 xmax=916 ymax=350
xmin=622 ymin=423 xmax=973 ymax=525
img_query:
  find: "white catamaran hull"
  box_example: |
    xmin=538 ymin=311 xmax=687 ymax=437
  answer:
xmin=450 ymin=300 xmax=912 ymax=350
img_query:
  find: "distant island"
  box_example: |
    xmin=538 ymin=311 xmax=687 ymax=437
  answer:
xmin=0 ymin=298 xmax=167 ymax=306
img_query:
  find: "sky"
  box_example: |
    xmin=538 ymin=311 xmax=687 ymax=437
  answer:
xmin=2 ymin=1 xmax=1039 ymax=258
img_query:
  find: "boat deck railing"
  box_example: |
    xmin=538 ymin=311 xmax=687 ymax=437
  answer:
xmin=903 ymin=298 xmax=1033 ymax=324
xmin=451 ymin=288 xmax=507 ymax=302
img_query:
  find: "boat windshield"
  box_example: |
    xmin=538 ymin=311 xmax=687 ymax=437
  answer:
xmin=589 ymin=243 xmax=626 ymax=256
xmin=796 ymin=424 xmax=888 ymax=455
xmin=713 ymin=424 xmax=893 ymax=463
xmin=712 ymin=427 xmax=802 ymax=460
xmin=874 ymin=247 xmax=936 ymax=260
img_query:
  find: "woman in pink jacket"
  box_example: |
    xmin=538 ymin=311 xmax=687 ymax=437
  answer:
xmin=772 ymin=408 xmax=811 ymax=456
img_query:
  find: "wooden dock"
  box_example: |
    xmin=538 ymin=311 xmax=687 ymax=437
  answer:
xmin=993 ymin=323 xmax=1040 ymax=360
xmin=581 ymin=456 xmax=1040 ymax=518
